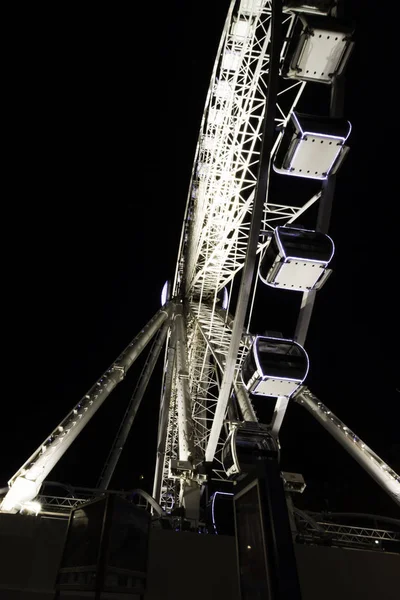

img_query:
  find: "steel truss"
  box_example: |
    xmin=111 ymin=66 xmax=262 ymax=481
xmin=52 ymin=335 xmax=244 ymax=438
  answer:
xmin=168 ymin=0 xmax=324 ymax=483
xmin=159 ymin=0 xmax=400 ymax=516
xmin=169 ymin=1 xmax=305 ymax=483
xmin=177 ymin=2 xmax=306 ymax=302
xmin=303 ymin=521 xmax=400 ymax=548
xmin=35 ymin=495 xmax=88 ymax=517
xmin=158 ymin=302 xmax=252 ymax=509
xmin=187 ymin=302 xmax=252 ymax=478
xmin=36 ymin=487 xmax=158 ymax=518
xmin=31 ymin=490 xmax=400 ymax=555
xmin=1 ymin=0 xmax=400 ymax=533
xmin=295 ymin=511 xmax=400 ymax=551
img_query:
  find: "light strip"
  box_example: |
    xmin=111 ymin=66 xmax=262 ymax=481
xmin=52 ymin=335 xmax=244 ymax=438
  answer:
xmin=252 ymin=335 xmax=309 ymax=385
xmin=211 ymin=490 xmax=234 ymax=535
xmin=302 ymin=132 xmax=346 ymax=141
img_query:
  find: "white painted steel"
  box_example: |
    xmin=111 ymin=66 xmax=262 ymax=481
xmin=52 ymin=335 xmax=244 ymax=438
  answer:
xmin=3 ymin=0 xmax=398 ymax=522
xmin=97 ymin=320 xmax=171 ymax=492
xmin=174 ymin=307 xmax=195 ymax=462
xmin=174 ymin=2 xmax=310 ymax=302
xmin=161 ymin=1 xmax=314 ymax=505
xmin=163 ymin=1 xmax=398 ymax=506
xmin=270 ymin=395 xmax=289 ymax=437
xmin=1 ymin=303 xmax=174 ymax=513
xmin=295 ymin=387 xmax=400 ymax=507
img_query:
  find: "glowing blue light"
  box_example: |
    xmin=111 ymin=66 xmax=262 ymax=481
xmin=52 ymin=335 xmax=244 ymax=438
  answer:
xmin=222 ymin=287 xmax=228 ymax=310
xmin=161 ymin=280 xmax=169 ymax=306
xmin=211 ymin=491 xmax=234 ymax=535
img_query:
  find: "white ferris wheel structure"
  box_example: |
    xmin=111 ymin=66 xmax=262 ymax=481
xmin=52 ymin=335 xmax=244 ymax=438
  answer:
xmin=1 ymin=0 xmax=399 ymax=530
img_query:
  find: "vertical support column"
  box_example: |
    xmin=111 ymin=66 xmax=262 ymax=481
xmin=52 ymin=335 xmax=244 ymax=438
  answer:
xmin=198 ymin=346 xmax=212 ymax=454
xmin=174 ymin=305 xmax=194 ymax=463
xmin=270 ymin=395 xmax=289 ymax=438
xmin=152 ymin=324 xmax=177 ymax=503
xmin=174 ymin=305 xmax=201 ymax=524
xmin=98 ymin=318 xmax=171 ymax=491
xmin=206 ymin=0 xmax=283 ymax=462
xmin=294 ymin=18 xmax=346 ymax=346
xmin=294 ymin=290 xmax=316 ymax=346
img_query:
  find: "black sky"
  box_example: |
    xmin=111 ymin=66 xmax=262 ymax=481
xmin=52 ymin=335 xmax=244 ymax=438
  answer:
xmin=1 ymin=1 xmax=398 ymax=518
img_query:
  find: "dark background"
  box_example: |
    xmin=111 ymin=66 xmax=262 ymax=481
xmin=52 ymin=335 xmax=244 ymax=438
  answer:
xmin=1 ymin=1 xmax=398 ymax=518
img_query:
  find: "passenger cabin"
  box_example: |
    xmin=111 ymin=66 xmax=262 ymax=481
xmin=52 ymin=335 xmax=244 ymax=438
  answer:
xmin=222 ymin=422 xmax=277 ymax=479
xmin=273 ymin=111 xmax=351 ymax=179
xmin=282 ymin=13 xmax=354 ymax=84
xmin=283 ymin=1 xmax=335 ymax=16
xmin=259 ymin=226 xmax=334 ymax=292
xmin=241 ymin=336 xmax=309 ymax=398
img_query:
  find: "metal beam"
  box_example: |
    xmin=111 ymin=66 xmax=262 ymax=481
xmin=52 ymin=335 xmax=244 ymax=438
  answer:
xmin=294 ymin=290 xmax=317 ymax=346
xmin=97 ymin=319 xmax=171 ymax=491
xmin=294 ymin=387 xmax=400 ymax=507
xmin=270 ymin=395 xmax=289 ymax=438
xmin=294 ymin=54 xmax=346 ymax=346
xmin=152 ymin=324 xmax=177 ymax=503
xmin=174 ymin=305 xmax=195 ymax=462
xmin=206 ymin=0 xmax=283 ymax=462
xmin=1 ymin=302 xmax=174 ymax=513
xmin=235 ymin=383 xmax=258 ymax=423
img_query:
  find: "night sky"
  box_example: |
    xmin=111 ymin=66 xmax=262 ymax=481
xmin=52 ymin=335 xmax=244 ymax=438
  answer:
xmin=1 ymin=2 xmax=398 ymax=519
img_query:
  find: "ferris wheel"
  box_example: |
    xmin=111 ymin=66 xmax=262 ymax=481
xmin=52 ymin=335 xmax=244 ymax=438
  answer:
xmin=1 ymin=0 xmax=399 ymax=521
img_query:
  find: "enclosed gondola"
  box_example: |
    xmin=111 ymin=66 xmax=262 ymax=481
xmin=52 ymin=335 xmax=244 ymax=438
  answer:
xmin=222 ymin=422 xmax=278 ymax=479
xmin=282 ymin=13 xmax=354 ymax=84
xmin=241 ymin=336 xmax=309 ymax=398
xmin=273 ymin=111 xmax=351 ymax=179
xmin=259 ymin=226 xmax=334 ymax=292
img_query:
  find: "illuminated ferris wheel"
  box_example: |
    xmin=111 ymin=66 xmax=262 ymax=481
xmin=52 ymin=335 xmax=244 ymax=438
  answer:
xmin=1 ymin=0 xmax=399 ymax=525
